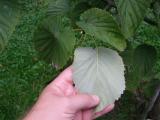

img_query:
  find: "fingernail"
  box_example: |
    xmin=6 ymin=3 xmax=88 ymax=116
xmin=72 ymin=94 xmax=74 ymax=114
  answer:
xmin=91 ymin=95 xmax=100 ymax=103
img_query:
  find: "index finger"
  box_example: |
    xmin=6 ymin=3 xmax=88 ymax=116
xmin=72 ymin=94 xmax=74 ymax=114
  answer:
xmin=54 ymin=66 xmax=73 ymax=85
xmin=47 ymin=66 xmax=74 ymax=95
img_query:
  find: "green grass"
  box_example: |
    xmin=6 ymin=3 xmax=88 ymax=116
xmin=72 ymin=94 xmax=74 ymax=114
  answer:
xmin=0 ymin=1 xmax=57 ymax=119
xmin=0 ymin=1 xmax=160 ymax=120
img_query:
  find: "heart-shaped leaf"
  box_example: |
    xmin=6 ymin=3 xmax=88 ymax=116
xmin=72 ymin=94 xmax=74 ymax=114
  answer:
xmin=115 ymin=0 xmax=152 ymax=38
xmin=76 ymin=8 xmax=126 ymax=51
xmin=34 ymin=17 xmax=76 ymax=68
xmin=73 ymin=47 xmax=125 ymax=111
xmin=0 ymin=0 xmax=20 ymax=51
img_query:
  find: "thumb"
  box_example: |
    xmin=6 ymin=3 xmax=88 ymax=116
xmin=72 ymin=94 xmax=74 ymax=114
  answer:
xmin=68 ymin=94 xmax=100 ymax=111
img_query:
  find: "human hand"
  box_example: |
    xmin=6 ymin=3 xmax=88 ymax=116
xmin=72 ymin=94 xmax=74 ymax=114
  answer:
xmin=23 ymin=67 xmax=114 ymax=120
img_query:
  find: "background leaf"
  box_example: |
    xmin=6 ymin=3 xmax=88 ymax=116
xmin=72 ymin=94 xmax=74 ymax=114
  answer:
xmin=73 ymin=47 xmax=125 ymax=112
xmin=125 ymin=44 xmax=157 ymax=91
xmin=132 ymin=44 xmax=157 ymax=79
xmin=77 ymin=8 xmax=126 ymax=51
xmin=70 ymin=2 xmax=91 ymax=22
xmin=153 ymin=0 xmax=160 ymax=28
xmin=142 ymin=79 xmax=160 ymax=97
xmin=0 ymin=0 xmax=20 ymax=51
xmin=34 ymin=17 xmax=76 ymax=68
xmin=47 ymin=0 xmax=71 ymax=17
xmin=115 ymin=0 xmax=152 ymax=38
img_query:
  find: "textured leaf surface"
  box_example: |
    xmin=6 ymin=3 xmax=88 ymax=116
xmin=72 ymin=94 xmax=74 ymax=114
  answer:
xmin=153 ymin=1 xmax=160 ymax=28
xmin=47 ymin=0 xmax=70 ymax=16
xmin=0 ymin=1 xmax=19 ymax=51
xmin=115 ymin=0 xmax=151 ymax=38
xmin=133 ymin=44 xmax=157 ymax=79
xmin=34 ymin=17 xmax=76 ymax=68
xmin=76 ymin=8 xmax=126 ymax=51
xmin=124 ymin=44 xmax=157 ymax=91
xmin=73 ymin=47 xmax=125 ymax=111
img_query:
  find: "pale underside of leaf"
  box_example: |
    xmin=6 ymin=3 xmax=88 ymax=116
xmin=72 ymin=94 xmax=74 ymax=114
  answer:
xmin=73 ymin=47 xmax=125 ymax=111
xmin=76 ymin=8 xmax=126 ymax=51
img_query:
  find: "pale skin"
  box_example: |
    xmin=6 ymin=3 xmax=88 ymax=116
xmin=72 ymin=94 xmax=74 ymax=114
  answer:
xmin=23 ymin=67 xmax=114 ymax=120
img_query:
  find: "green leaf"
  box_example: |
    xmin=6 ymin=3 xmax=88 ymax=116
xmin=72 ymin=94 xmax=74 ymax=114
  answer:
xmin=126 ymin=77 xmax=140 ymax=91
xmin=47 ymin=0 xmax=71 ymax=17
xmin=87 ymin=0 xmax=106 ymax=8
xmin=123 ymin=44 xmax=157 ymax=91
xmin=132 ymin=44 xmax=157 ymax=79
xmin=121 ymin=44 xmax=139 ymax=91
xmin=34 ymin=17 xmax=76 ymax=68
xmin=71 ymin=2 xmax=91 ymax=21
xmin=142 ymin=79 xmax=160 ymax=97
xmin=73 ymin=47 xmax=125 ymax=112
xmin=0 ymin=1 xmax=20 ymax=51
xmin=154 ymin=72 xmax=160 ymax=80
xmin=153 ymin=0 xmax=160 ymax=28
xmin=115 ymin=0 xmax=152 ymax=38
xmin=76 ymin=8 xmax=126 ymax=51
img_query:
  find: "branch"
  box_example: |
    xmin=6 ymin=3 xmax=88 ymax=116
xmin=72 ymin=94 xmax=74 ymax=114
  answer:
xmin=140 ymin=84 xmax=160 ymax=120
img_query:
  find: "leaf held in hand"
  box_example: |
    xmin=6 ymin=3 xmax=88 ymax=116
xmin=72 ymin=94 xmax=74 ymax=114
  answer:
xmin=73 ymin=47 xmax=125 ymax=111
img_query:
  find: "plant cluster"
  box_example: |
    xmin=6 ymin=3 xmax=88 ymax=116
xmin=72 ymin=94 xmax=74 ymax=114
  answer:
xmin=0 ymin=0 xmax=160 ymax=119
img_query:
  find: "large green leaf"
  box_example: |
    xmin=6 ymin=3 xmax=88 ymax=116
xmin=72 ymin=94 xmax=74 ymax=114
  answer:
xmin=47 ymin=0 xmax=71 ymax=16
xmin=132 ymin=44 xmax=157 ymax=79
xmin=76 ymin=8 xmax=126 ymax=51
xmin=0 ymin=1 xmax=20 ymax=51
xmin=125 ymin=44 xmax=157 ymax=91
xmin=115 ymin=0 xmax=152 ymax=38
xmin=73 ymin=47 xmax=125 ymax=112
xmin=34 ymin=17 xmax=76 ymax=68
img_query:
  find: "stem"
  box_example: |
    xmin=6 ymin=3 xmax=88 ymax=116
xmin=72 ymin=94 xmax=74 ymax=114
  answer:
xmin=140 ymin=84 xmax=160 ymax=120
xmin=77 ymin=33 xmax=86 ymax=47
xmin=73 ymin=29 xmax=82 ymax=31
xmin=92 ymin=36 xmax=98 ymax=48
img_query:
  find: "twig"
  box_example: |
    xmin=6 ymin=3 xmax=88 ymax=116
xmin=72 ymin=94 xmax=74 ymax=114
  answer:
xmin=73 ymin=28 xmax=82 ymax=31
xmin=140 ymin=84 xmax=160 ymax=120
